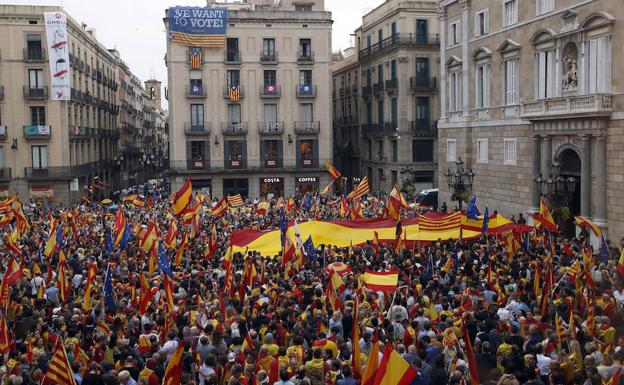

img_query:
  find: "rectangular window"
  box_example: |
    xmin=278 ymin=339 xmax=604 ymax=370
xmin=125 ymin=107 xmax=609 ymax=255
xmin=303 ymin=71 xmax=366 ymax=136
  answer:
xmin=32 ymin=145 xmax=48 ymax=169
xmin=449 ymin=21 xmax=460 ymax=45
xmin=190 ymin=104 xmax=204 ymax=128
xmin=227 ymin=70 xmax=240 ymax=86
xmin=503 ymin=0 xmax=518 ymax=27
xmin=377 ymin=64 xmax=383 ymax=84
xmin=391 ymin=98 xmax=398 ymax=128
xmin=391 ymin=140 xmax=398 ymax=162
xmin=413 ymin=140 xmax=434 ymax=162
xmin=227 ymin=104 xmax=241 ymax=123
xmin=474 ymin=9 xmax=489 ymax=37
xmin=368 ymin=140 xmax=372 ymax=161
xmin=299 ymin=70 xmax=312 ymax=86
xmin=295 ymin=5 xmax=312 ymax=12
xmin=504 ymin=58 xmax=519 ymax=105
xmin=475 ymin=64 xmax=490 ymax=108
xmin=30 ymin=106 xmax=46 ymax=125
xmin=366 ymin=102 xmax=372 ymax=124
xmin=26 ymin=34 xmax=42 ymax=59
xmin=378 ymin=140 xmax=384 ymax=159
xmin=264 ymin=104 xmax=277 ymax=123
xmin=299 ymin=39 xmax=312 ymax=58
xmin=300 ymin=139 xmax=314 ymax=166
xmin=189 ymin=70 xmax=203 ymax=95
xmin=587 ymin=37 xmax=610 ymax=93
xmin=504 ymin=138 xmax=517 ymax=165
xmin=263 ymin=140 xmax=279 ymax=165
xmin=447 ymin=139 xmax=457 ymax=162
xmin=262 ymin=38 xmax=275 ymax=56
xmin=300 ymin=103 xmax=313 ymax=122
xmin=415 ymin=58 xmax=430 ymax=87
xmin=29 ymin=69 xmax=44 ymax=89
xmin=378 ymin=29 xmax=383 ymax=45
xmin=190 ymin=141 xmax=206 ymax=161
xmin=264 ymin=70 xmax=276 ymax=86
xmin=416 ymin=19 xmax=428 ymax=43
xmin=449 ymin=71 xmax=462 ymax=112
xmin=477 ymin=138 xmax=489 ymax=163
xmin=227 ymin=140 xmax=244 ymax=160
xmin=415 ymin=97 xmax=430 ymax=124
xmin=536 ymin=50 xmax=555 ymax=99
xmin=536 ymin=0 xmax=554 ymax=15
xmin=377 ymin=100 xmax=384 ymax=128
xmin=226 ymin=38 xmax=239 ymax=61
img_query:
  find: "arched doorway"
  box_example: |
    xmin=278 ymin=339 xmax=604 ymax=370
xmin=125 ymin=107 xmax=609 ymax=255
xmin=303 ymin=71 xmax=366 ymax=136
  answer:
xmin=557 ymin=148 xmax=581 ymax=238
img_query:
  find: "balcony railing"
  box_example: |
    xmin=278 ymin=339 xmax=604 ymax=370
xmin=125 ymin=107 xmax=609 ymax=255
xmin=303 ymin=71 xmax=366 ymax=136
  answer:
xmin=372 ymin=83 xmax=385 ymax=95
xmin=222 ymin=85 xmax=245 ymax=99
xmin=184 ymin=122 xmax=212 ymax=136
xmin=23 ymin=48 xmax=46 ymax=61
xmin=23 ymin=86 xmax=48 ymax=100
xmin=359 ymin=33 xmax=440 ymax=60
xmin=296 ymin=85 xmax=317 ymax=98
xmin=410 ymin=77 xmax=437 ymax=91
xmin=221 ymin=122 xmax=248 ymax=135
xmin=23 ymin=125 xmax=51 ymax=139
xmin=362 ymin=123 xmax=383 ymax=136
xmin=224 ymin=51 xmax=241 ymax=64
xmin=384 ymin=122 xmax=398 ymax=133
xmin=185 ymin=85 xmax=206 ymax=98
xmin=168 ymin=158 xmax=332 ymax=172
xmin=297 ymin=51 xmax=315 ymax=64
xmin=260 ymin=84 xmax=281 ymax=98
xmin=385 ymin=79 xmax=398 ymax=93
xmin=411 ymin=120 xmax=437 ymax=136
xmin=258 ymin=121 xmax=284 ymax=135
xmin=294 ymin=121 xmax=320 ymax=134
xmin=362 ymin=86 xmax=372 ymax=98
xmin=25 ymin=161 xmax=104 ymax=179
xmin=521 ymin=94 xmax=613 ymax=119
xmin=260 ymin=51 xmax=278 ymax=63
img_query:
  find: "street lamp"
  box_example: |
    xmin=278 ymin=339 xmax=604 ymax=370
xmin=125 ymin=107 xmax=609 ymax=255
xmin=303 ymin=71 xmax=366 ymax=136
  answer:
xmin=444 ymin=157 xmax=475 ymax=211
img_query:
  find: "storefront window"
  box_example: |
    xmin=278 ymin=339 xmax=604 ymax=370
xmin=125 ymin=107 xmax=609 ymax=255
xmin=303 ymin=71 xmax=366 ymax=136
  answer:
xmin=264 ymin=140 xmax=279 ymax=167
xmin=300 ymin=139 xmax=314 ymax=167
xmin=296 ymin=177 xmax=319 ymax=194
xmin=259 ymin=177 xmax=284 ymax=198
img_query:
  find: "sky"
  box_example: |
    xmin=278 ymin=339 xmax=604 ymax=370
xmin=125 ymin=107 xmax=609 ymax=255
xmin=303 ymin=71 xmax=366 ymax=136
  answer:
xmin=6 ymin=0 xmax=383 ymax=98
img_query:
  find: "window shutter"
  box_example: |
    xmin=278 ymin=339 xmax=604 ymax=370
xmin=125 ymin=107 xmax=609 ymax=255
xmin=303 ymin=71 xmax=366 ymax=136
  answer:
xmin=242 ymin=140 xmax=247 ymax=168
xmin=277 ymin=140 xmax=283 ymax=168
xmin=448 ymin=23 xmax=454 ymax=45
xmin=597 ymin=37 xmax=607 ymax=92
xmin=484 ymin=64 xmax=490 ymax=107
xmin=474 ymin=14 xmax=479 ymax=37
xmin=538 ymin=52 xmax=546 ymax=99
xmin=313 ymin=139 xmax=319 ymax=167
xmin=224 ymin=141 xmax=230 ymax=168
xmin=546 ymin=50 xmax=554 ymax=97
xmin=484 ymin=10 xmax=489 ymax=34
xmin=588 ymin=39 xmax=597 ymax=93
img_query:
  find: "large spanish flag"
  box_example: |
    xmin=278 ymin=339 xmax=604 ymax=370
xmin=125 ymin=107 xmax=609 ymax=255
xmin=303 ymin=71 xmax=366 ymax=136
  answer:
xmin=362 ymin=270 xmax=399 ymax=292
xmin=325 ymin=160 xmax=341 ymax=180
xmin=373 ymin=344 xmax=417 ymax=385
xmin=172 ymin=178 xmax=193 ymax=215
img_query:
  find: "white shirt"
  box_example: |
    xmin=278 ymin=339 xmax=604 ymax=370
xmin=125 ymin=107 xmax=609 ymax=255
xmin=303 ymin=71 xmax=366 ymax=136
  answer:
xmin=536 ymin=354 xmax=552 ymax=376
xmin=160 ymin=339 xmax=179 ymax=360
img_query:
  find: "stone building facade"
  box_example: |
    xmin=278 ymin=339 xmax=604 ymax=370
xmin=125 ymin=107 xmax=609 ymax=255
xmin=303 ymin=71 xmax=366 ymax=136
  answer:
xmin=437 ymin=0 xmax=624 ymax=238
xmin=336 ymin=0 xmax=440 ymax=194
xmin=165 ymin=0 xmax=333 ymax=199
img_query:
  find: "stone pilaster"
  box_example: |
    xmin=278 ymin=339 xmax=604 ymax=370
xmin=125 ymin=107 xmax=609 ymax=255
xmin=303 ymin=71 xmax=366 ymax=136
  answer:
xmin=593 ymin=135 xmax=606 ymax=223
xmin=531 ymin=136 xmax=541 ymax=210
xmin=541 ymin=135 xmax=552 ymax=175
xmin=581 ymin=135 xmax=591 ymax=217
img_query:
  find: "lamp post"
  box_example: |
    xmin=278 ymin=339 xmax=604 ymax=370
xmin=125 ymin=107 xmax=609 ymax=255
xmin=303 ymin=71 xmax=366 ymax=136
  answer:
xmin=534 ymin=160 xmax=577 ymax=231
xmin=443 ymin=158 xmax=475 ymax=211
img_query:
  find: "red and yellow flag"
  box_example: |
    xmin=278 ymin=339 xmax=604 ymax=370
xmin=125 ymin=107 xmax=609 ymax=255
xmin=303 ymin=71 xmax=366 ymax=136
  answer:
xmin=325 ymin=160 xmax=341 ymax=180
xmin=82 ymin=263 xmax=97 ymax=311
xmin=172 ymin=178 xmax=193 ymax=215
xmin=139 ymin=273 xmax=153 ymax=316
xmin=373 ymin=344 xmax=417 ymax=385
xmin=163 ymin=343 xmax=185 ymax=385
xmin=42 ymin=339 xmax=78 ymax=385
xmin=362 ymin=334 xmax=379 ymax=385
xmin=362 ymin=270 xmax=399 ymax=292
xmin=348 ymin=176 xmax=370 ymax=200
xmin=461 ymin=320 xmax=480 ymax=385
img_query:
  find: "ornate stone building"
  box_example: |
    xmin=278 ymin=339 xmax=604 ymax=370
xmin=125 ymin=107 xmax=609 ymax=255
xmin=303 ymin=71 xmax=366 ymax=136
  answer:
xmin=437 ymin=0 xmax=624 ymax=238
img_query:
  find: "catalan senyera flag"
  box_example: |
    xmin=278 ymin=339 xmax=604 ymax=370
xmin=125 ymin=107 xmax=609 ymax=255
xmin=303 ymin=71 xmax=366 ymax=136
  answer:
xmin=189 ymin=47 xmax=202 ymax=69
xmin=574 ymin=216 xmax=602 ymax=237
xmin=362 ymin=270 xmax=399 ymax=293
xmin=82 ymin=263 xmax=97 ymax=312
xmin=362 ymin=334 xmax=380 ymax=385
xmin=42 ymin=338 xmax=78 ymax=385
xmin=163 ymin=342 xmax=185 ymax=385
xmin=347 ymin=176 xmax=370 ymax=200
xmin=461 ymin=320 xmax=480 ymax=385
xmin=325 ymin=160 xmax=341 ymax=180
xmin=373 ymin=344 xmax=417 ymax=385
xmin=536 ymin=197 xmax=558 ymax=232
xmin=227 ymin=194 xmax=245 ymax=207
xmin=228 ymin=85 xmax=240 ymax=102
xmin=172 ymin=178 xmax=193 ymax=215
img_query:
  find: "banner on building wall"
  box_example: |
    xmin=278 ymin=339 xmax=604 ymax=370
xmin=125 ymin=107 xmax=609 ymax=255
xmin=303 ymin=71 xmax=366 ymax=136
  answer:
xmin=168 ymin=7 xmax=228 ymax=47
xmin=44 ymin=12 xmax=71 ymax=101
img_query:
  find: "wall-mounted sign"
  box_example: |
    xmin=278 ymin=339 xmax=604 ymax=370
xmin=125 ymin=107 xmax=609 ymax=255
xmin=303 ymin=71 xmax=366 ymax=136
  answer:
xmin=168 ymin=7 xmax=228 ymax=47
xmin=44 ymin=12 xmax=70 ymax=100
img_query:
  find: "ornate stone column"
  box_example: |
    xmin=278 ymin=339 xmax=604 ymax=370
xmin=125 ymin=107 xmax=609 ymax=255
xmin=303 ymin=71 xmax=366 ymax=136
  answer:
xmin=581 ymin=135 xmax=591 ymax=217
xmin=531 ymin=136 xmax=541 ymax=210
xmin=593 ymin=135 xmax=606 ymax=223
xmin=439 ymin=6 xmax=447 ymax=120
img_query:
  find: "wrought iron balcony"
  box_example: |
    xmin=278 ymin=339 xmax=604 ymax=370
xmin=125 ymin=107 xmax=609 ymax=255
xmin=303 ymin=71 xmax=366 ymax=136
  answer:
xmin=224 ymin=51 xmax=241 ymax=64
xmin=23 ymin=48 xmax=46 ymax=61
xmin=410 ymin=77 xmax=437 ymax=91
xmin=297 ymin=51 xmax=314 ymax=64
xmin=184 ymin=122 xmax=212 ymax=136
xmin=220 ymin=122 xmax=248 ymax=135
xmin=296 ymin=85 xmax=317 ymax=98
xmin=258 ymin=121 xmax=284 ymax=135
xmin=294 ymin=121 xmax=320 ymax=134
xmin=23 ymin=86 xmax=48 ymax=100
xmin=260 ymin=51 xmax=278 ymax=64
xmin=260 ymin=84 xmax=281 ymax=98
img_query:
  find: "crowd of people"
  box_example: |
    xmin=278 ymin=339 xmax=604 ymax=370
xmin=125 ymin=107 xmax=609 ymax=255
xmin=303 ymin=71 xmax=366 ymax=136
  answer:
xmin=0 ymin=185 xmax=623 ymax=385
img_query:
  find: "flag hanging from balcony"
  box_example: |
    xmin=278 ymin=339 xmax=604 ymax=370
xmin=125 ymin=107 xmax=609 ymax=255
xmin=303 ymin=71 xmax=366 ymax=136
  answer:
xmin=300 ymin=84 xmax=312 ymax=95
xmin=228 ymin=85 xmax=240 ymax=102
xmin=189 ymin=47 xmax=202 ymax=69
xmin=264 ymin=84 xmax=276 ymax=94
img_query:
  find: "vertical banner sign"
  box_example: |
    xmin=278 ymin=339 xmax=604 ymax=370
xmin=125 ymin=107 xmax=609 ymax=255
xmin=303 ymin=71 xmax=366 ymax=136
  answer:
xmin=44 ymin=12 xmax=70 ymax=100
xmin=168 ymin=7 xmax=228 ymax=48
